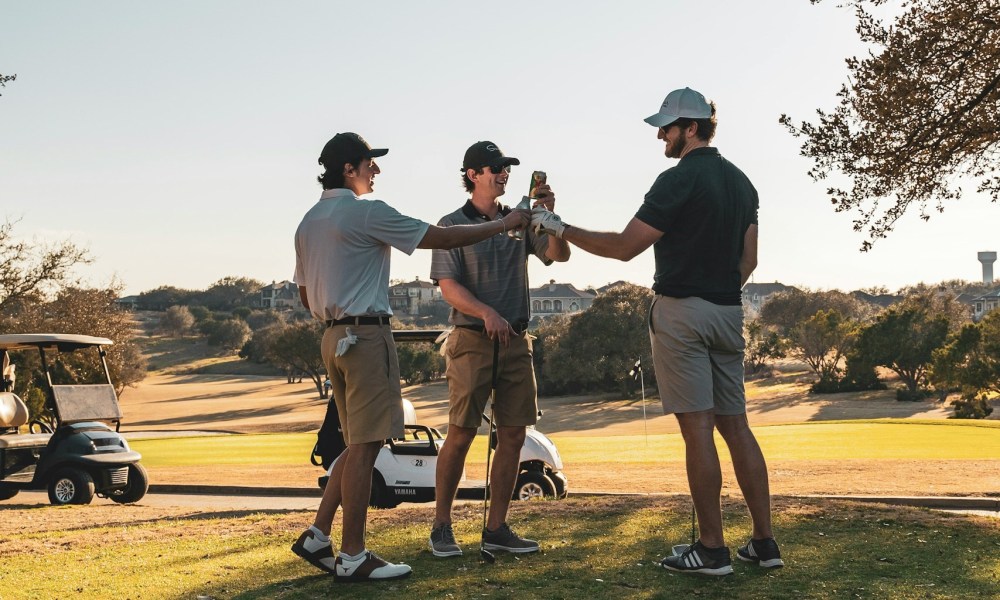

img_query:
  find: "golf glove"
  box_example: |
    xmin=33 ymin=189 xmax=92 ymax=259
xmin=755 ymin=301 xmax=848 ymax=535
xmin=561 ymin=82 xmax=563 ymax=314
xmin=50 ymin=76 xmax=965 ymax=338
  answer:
xmin=335 ymin=327 xmax=357 ymax=357
xmin=530 ymin=208 xmax=566 ymax=239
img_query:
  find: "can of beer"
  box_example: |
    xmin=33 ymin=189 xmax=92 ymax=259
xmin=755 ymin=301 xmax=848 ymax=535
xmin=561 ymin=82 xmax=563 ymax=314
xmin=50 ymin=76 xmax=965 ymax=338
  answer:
xmin=528 ymin=171 xmax=547 ymax=199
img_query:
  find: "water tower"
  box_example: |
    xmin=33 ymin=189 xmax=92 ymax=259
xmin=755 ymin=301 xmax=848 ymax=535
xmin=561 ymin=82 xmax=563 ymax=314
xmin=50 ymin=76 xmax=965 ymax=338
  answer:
xmin=979 ymin=251 xmax=997 ymax=284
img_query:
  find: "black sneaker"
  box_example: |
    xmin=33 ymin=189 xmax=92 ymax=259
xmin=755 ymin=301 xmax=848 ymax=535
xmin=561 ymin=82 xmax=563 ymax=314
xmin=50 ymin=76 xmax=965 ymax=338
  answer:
xmin=659 ymin=540 xmax=733 ymax=576
xmin=429 ymin=523 xmax=463 ymax=557
xmin=737 ymin=537 xmax=784 ymax=568
xmin=291 ymin=529 xmax=337 ymax=574
xmin=481 ymin=523 xmax=539 ymax=554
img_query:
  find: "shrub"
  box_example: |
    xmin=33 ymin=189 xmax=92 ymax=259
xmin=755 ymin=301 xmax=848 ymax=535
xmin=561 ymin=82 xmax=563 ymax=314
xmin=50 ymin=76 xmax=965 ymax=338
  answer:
xmin=950 ymin=395 xmax=994 ymax=419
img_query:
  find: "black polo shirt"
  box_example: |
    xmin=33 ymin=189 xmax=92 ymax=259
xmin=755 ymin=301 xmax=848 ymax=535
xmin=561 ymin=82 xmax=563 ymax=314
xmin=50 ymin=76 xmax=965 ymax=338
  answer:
xmin=634 ymin=147 xmax=758 ymax=305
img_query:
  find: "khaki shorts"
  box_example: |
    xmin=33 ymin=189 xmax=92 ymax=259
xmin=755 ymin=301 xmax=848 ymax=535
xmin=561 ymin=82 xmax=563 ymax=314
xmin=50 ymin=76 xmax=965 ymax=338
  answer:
xmin=649 ymin=295 xmax=746 ymax=416
xmin=321 ymin=324 xmax=404 ymax=445
xmin=444 ymin=327 xmax=538 ymax=428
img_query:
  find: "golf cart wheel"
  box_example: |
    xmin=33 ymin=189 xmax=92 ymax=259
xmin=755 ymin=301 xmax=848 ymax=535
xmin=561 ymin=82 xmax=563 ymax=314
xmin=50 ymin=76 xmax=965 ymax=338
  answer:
xmin=369 ymin=470 xmax=400 ymax=509
xmin=109 ymin=463 xmax=149 ymax=504
xmin=513 ymin=471 xmax=555 ymax=501
xmin=47 ymin=468 xmax=95 ymax=505
xmin=0 ymin=483 xmax=19 ymax=501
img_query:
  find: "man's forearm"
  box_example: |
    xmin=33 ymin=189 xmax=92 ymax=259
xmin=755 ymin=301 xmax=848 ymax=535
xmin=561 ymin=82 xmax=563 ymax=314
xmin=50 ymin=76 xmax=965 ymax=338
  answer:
xmin=562 ymin=227 xmax=636 ymax=261
xmin=418 ymin=222 xmax=504 ymax=250
xmin=545 ymin=236 xmax=571 ymax=262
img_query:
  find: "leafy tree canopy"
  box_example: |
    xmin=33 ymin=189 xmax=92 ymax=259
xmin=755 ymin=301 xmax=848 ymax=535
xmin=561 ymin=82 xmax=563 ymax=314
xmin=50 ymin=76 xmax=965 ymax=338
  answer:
xmin=782 ymin=0 xmax=1000 ymax=249
xmin=0 ymin=218 xmax=91 ymax=313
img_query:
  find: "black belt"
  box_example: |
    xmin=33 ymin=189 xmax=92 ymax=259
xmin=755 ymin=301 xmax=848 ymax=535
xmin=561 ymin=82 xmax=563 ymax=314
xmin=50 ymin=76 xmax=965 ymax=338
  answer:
xmin=456 ymin=322 xmax=529 ymax=335
xmin=326 ymin=315 xmax=389 ymax=327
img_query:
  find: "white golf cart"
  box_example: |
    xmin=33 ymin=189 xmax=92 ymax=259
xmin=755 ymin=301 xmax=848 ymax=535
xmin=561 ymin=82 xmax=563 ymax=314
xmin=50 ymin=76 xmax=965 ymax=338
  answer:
xmin=313 ymin=329 xmax=568 ymax=509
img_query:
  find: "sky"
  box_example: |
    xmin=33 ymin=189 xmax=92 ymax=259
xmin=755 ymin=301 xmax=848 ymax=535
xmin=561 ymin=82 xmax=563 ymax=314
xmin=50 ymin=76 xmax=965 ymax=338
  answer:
xmin=2 ymin=1 xmax=997 ymax=297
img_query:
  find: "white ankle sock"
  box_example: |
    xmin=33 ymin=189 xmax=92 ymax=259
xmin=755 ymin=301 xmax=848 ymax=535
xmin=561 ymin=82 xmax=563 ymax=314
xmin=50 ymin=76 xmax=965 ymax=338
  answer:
xmin=339 ymin=549 xmax=367 ymax=562
xmin=308 ymin=526 xmax=329 ymax=542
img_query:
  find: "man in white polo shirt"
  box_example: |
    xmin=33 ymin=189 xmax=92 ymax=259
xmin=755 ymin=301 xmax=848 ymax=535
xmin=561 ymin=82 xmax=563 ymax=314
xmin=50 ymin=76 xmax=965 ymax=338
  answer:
xmin=290 ymin=132 xmax=529 ymax=583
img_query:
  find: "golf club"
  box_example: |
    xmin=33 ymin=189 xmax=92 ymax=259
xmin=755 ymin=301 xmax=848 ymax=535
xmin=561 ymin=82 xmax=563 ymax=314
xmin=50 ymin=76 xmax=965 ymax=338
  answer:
xmin=629 ymin=359 xmax=648 ymax=447
xmin=479 ymin=337 xmax=500 ymax=564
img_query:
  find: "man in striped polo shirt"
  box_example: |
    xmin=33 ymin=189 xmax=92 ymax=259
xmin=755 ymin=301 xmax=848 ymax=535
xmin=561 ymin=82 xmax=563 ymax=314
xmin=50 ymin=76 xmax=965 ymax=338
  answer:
xmin=428 ymin=141 xmax=570 ymax=558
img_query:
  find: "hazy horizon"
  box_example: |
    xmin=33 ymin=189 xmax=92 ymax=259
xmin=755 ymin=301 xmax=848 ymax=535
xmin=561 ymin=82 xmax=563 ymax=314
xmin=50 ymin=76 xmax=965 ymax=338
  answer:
xmin=3 ymin=1 xmax=997 ymax=297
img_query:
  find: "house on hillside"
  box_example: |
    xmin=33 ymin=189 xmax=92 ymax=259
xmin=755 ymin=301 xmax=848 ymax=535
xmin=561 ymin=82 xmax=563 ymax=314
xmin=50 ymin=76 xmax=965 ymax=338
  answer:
xmin=259 ymin=280 xmax=305 ymax=311
xmin=850 ymin=290 xmax=900 ymax=309
xmin=388 ymin=277 xmax=441 ymax=316
xmin=115 ymin=295 xmax=139 ymax=310
xmin=530 ymin=280 xmax=596 ymax=316
xmin=972 ymin=287 xmax=1000 ymax=321
xmin=742 ymin=282 xmax=797 ymax=317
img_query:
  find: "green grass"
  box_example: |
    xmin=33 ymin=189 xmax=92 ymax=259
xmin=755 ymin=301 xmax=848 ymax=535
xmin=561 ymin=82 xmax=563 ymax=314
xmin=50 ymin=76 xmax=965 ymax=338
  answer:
xmin=1 ymin=497 xmax=998 ymax=599
xmin=130 ymin=420 xmax=1000 ymax=468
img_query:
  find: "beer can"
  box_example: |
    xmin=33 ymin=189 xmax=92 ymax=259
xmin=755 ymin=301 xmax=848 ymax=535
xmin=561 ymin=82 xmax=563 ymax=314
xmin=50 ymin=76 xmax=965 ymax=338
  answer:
xmin=528 ymin=171 xmax=547 ymax=199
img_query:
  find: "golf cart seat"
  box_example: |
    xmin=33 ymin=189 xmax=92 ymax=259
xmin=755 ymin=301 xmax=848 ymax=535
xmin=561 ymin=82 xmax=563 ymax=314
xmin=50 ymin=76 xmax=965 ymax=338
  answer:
xmin=0 ymin=392 xmax=52 ymax=449
xmin=385 ymin=398 xmax=442 ymax=457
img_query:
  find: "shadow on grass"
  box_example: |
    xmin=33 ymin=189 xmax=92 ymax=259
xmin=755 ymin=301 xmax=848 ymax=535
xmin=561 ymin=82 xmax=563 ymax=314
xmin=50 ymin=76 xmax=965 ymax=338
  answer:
xmin=222 ymin=497 xmax=999 ymax=600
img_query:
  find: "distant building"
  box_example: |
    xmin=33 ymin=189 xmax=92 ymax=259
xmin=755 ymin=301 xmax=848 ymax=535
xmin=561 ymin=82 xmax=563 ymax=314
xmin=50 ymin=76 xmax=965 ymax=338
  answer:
xmin=530 ymin=280 xmax=596 ymax=316
xmin=388 ymin=277 xmax=441 ymax=315
xmin=850 ymin=290 xmax=900 ymax=309
xmin=742 ymin=282 xmax=797 ymax=317
xmin=972 ymin=287 xmax=1000 ymax=321
xmin=114 ymin=295 xmax=139 ymax=310
xmin=259 ymin=280 xmax=305 ymax=311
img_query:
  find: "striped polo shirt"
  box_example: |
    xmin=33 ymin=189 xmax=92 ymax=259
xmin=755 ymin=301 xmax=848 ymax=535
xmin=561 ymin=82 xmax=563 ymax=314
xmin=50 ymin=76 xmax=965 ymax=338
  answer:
xmin=430 ymin=200 xmax=551 ymax=327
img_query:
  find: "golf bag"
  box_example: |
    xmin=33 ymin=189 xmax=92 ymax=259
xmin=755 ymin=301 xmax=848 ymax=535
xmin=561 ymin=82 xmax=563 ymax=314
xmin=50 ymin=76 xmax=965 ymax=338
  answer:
xmin=310 ymin=397 xmax=346 ymax=470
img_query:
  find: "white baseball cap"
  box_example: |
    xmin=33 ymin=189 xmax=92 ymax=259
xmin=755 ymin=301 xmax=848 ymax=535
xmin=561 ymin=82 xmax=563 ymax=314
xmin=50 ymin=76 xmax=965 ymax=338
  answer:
xmin=644 ymin=87 xmax=712 ymax=127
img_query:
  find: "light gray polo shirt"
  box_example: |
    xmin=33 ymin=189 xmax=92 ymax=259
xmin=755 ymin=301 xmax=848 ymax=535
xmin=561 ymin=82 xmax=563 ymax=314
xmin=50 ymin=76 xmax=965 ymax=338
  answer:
xmin=293 ymin=188 xmax=429 ymax=322
xmin=430 ymin=200 xmax=551 ymax=327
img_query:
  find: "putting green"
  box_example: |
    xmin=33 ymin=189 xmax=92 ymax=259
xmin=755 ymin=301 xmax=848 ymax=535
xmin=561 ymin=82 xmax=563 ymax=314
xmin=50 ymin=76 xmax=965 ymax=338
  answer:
xmin=130 ymin=420 xmax=1000 ymax=467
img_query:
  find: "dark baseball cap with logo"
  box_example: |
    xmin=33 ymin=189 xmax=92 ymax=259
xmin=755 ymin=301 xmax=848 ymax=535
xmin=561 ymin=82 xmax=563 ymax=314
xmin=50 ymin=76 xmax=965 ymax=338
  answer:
xmin=319 ymin=132 xmax=388 ymax=168
xmin=461 ymin=141 xmax=520 ymax=172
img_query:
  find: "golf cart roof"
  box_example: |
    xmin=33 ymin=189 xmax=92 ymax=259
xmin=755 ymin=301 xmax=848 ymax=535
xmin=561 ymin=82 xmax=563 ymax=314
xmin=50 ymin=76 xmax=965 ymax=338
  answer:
xmin=0 ymin=334 xmax=114 ymax=352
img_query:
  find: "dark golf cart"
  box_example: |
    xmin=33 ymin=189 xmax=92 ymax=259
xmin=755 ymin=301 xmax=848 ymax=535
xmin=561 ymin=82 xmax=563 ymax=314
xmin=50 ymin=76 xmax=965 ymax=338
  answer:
xmin=0 ymin=334 xmax=148 ymax=505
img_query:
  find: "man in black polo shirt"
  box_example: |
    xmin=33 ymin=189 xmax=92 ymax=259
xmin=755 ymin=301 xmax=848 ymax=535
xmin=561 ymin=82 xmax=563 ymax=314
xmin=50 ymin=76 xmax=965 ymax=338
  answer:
xmin=532 ymin=88 xmax=782 ymax=575
xmin=427 ymin=141 xmax=570 ymax=558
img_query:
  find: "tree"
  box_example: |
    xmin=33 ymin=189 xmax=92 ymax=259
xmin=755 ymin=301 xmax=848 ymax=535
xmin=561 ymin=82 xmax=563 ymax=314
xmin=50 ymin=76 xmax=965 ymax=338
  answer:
xmin=263 ymin=321 xmax=327 ymax=398
xmin=781 ymin=0 xmax=1000 ymax=250
xmin=850 ymin=292 xmax=964 ymax=397
xmin=160 ymin=305 xmax=195 ymax=336
xmin=760 ymin=289 xmax=873 ymax=335
xmin=5 ymin=285 xmax=147 ymax=423
xmin=397 ymin=343 xmax=444 ymax=385
xmin=744 ymin=319 xmax=786 ymax=377
xmin=137 ymin=286 xmax=197 ymax=311
xmin=790 ymin=309 xmax=858 ymax=385
xmin=0 ymin=72 xmax=15 ymax=97
xmin=540 ymin=283 xmax=654 ymax=396
xmin=193 ymin=276 xmax=265 ymax=311
xmin=0 ymin=218 xmax=91 ymax=314
xmin=930 ymin=309 xmax=1000 ymax=418
xmin=204 ymin=319 xmax=252 ymax=352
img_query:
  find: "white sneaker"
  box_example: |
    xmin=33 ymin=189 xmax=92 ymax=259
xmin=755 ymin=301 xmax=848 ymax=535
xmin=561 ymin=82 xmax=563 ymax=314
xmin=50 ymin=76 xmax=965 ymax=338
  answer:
xmin=335 ymin=550 xmax=412 ymax=583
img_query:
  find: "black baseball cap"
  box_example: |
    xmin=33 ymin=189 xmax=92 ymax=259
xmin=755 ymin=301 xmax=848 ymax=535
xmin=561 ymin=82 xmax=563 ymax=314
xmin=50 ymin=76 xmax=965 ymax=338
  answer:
xmin=319 ymin=132 xmax=388 ymax=168
xmin=461 ymin=141 xmax=520 ymax=172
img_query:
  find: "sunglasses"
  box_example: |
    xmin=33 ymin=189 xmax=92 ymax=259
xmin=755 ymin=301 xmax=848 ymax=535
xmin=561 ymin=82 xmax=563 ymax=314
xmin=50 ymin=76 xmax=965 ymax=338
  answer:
xmin=488 ymin=164 xmax=511 ymax=174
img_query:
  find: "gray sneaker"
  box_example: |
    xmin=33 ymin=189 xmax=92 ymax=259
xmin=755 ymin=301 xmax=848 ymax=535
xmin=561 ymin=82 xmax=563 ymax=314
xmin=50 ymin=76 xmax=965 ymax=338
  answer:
xmin=429 ymin=523 xmax=462 ymax=557
xmin=482 ymin=523 xmax=539 ymax=554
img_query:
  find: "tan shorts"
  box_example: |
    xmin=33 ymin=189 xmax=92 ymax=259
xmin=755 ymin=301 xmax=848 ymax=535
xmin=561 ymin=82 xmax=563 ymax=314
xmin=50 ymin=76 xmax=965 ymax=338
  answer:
xmin=444 ymin=327 xmax=538 ymax=429
xmin=321 ymin=324 xmax=404 ymax=445
xmin=649 ymin=295 xmax=746 ymax=416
